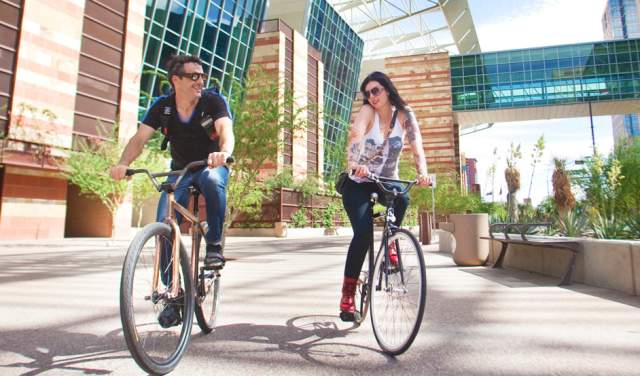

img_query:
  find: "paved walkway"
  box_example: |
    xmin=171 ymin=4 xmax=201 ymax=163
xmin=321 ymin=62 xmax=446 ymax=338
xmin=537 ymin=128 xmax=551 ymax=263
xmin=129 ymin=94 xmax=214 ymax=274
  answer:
xmin=0 ymin=233 xmax=638 ymax=375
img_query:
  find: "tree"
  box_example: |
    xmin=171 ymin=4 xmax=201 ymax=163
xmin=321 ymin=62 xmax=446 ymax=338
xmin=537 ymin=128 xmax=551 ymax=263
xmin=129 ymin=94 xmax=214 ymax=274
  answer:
xmin=322 ymin=114 xmax=349 ymax=186
xmin=487 ymin=147 xmax=500 ymax=202
xmin=131 ymin=148 xmax=168 ymax=227
xmin=222 ymin=68 xmax=306 ymax=234
xmin=63 ymin=122 xmax=167 ymax=235
xmin=505 ymin=142 xmax=522 ymax=222
xmin=527 ymin=135 xmax=545 ymax=202
xmin=62 ymin=123 xmax=128 ymax=235
xmin=551 ymin=157 xmax=575 ymax=215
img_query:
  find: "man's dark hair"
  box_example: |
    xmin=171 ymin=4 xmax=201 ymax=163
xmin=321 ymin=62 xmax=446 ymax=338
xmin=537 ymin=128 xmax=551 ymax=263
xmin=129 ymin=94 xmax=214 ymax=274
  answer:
xmin=166 ymin=54 xmax=203 ymax=87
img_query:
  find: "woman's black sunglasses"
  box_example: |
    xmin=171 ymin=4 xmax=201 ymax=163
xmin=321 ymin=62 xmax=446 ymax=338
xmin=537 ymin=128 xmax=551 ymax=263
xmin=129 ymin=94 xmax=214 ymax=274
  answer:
xmin=363 ymin=86 xmax=384 ymax=99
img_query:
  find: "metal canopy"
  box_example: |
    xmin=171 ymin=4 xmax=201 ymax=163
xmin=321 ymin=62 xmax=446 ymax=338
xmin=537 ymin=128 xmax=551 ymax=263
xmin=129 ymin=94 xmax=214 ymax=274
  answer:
xmin=329 ymin=0 xmax=481 ymax=60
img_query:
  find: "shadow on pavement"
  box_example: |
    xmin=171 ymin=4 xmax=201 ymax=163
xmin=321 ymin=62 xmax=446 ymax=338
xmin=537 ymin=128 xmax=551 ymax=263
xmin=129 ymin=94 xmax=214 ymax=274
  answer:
xmin=462 ymin=266 xmax=640 ymax=308
xmin=192 ymin=314 xmax=396 ymax=369
xmin=0 ymin=250 xmax=125 ymax=285
xmin=0 ymin=327 xmax=128 ymax=375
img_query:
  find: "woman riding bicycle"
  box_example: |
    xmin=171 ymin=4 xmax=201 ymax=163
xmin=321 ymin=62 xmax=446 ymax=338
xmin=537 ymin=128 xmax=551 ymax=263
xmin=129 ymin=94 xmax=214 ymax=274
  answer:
xmin=339 ymin=71 xmax=431 ymax=322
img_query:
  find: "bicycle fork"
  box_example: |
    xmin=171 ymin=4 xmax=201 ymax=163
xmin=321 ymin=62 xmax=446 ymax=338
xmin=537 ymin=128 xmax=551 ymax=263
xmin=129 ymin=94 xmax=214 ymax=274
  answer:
xmin=150 ymin=191 xmax=200 ymax=300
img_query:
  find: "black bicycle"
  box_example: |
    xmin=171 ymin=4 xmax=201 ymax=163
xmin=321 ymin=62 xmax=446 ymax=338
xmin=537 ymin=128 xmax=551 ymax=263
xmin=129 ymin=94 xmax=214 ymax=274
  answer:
xmin=350 ymin=173 xmax=427 ymax=355
xmin=119 ymin=158 xmax=231 ymax=374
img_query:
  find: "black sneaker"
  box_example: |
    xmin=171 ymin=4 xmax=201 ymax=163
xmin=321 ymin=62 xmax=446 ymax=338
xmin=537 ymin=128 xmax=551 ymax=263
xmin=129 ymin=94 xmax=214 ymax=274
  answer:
xmin=158 ymin=304 xmax=182 ymax=328
xmin=205 ymin=244 xmax=225 ymax=269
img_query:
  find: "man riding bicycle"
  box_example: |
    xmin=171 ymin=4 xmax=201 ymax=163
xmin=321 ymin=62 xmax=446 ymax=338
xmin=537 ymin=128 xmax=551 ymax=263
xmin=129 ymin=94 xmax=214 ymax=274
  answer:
xmin=110 ymin=54 xmax=234 ymax=269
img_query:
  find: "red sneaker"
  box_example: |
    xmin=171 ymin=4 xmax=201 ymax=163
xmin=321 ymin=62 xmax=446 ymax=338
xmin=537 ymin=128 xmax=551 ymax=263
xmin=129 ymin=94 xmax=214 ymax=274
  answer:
xmin=388 ymin=241 xmax=398 ymax=266
xmin=339 ymin=276 xmax=358 ymax=321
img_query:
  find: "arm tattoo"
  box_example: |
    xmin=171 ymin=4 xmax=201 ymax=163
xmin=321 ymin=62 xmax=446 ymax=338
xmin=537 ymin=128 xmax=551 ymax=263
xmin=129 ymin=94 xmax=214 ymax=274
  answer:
xmin=348 ymin=143 xmax=361 ymax=168
xmin=404 ymin=117 xmax=418 ymax=143
xmin=346 ymin=121 xmax=364 ymax=169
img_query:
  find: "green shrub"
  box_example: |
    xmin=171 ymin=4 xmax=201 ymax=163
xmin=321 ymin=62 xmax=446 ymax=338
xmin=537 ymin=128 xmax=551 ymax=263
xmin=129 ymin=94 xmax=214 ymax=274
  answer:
xmin=589 ymin=210 xmax=629 ymax=239
xmin=625 ymin=214 xmax=640 ymax=240
xmin=552 ymin=209 xmax=588 ymax=237
xmin=322 ymin=202 xmax=340 ymax=229
xmin=290 ymin=208 xmax=308 ymax=228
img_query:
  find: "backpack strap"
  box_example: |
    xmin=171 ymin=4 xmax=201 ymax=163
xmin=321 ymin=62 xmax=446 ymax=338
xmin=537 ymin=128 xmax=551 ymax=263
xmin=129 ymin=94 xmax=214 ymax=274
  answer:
xmin=159 ymin=95 xmax=175 ymax=151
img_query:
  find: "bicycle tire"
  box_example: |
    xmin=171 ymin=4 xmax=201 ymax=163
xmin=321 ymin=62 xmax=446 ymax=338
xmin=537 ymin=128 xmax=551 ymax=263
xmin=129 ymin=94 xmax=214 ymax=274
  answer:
xmin=353 ymin=271 xmax=369 ymax=324
xmin=370 ymin=228 xmax=426 ymax=355
xmin=194 ymin=231 xmax=221 ymax=333
xmin=120 ymin=222 xmax=195 ymax=375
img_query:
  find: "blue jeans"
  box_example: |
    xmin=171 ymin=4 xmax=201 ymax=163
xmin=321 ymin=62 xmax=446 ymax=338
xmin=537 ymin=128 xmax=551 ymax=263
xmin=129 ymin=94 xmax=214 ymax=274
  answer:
xmin=341 ymin=177 xmax=409 ymax=279
xmin=156 ymin=165 xmax=229 ymax=285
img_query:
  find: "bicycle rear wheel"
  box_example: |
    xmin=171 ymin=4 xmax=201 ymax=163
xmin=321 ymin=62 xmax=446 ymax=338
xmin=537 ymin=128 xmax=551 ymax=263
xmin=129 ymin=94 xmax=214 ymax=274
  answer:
xmin=120 ymin=222 xmax=195 ymax=375
xmin=370 ymin=228 xmax=426 ymax=355
xmin=194 ymin=230 xmax=221 ymax=333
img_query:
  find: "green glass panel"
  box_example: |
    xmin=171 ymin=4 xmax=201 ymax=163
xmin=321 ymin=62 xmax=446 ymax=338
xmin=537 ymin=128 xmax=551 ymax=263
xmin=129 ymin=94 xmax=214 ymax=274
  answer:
xmin=615 ymin=40 xmax=630 ymax=53
xmin=594 ymin=43 xmax=608 ymax=55
xmin=557 ymin=46 xmax=573 ymax=59
xmin=509 ymin=50 xmax=526 ymax=63
xmin=619 ymin=63 xmax=632 ymax=73
xmin=154 ymin=0 xmax=170 ymax=24
xmin=191 ymin=16 xmax=205 ymax=44
xmin=450 ymin=57 xmax=462 ymax=69
xmin=151 ymin=22 xmax=165 ymax=38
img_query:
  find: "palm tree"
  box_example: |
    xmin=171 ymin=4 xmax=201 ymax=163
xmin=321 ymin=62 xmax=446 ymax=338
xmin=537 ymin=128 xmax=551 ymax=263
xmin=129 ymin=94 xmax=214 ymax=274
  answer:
xmin=552 ymin=158 xmax=576 ymax=215
xmin=527 ymin=135 xmax=545 ymax=202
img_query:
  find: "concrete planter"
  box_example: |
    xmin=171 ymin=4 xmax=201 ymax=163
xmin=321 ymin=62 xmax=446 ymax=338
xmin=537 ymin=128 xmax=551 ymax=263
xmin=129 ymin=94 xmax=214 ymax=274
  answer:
xmin=439 ymin=213 xmax=490 ymax=266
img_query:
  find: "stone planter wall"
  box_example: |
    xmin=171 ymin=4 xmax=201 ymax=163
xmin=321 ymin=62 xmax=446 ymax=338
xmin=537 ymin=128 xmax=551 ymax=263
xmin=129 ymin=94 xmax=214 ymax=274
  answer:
xmin=488 ymin=237 xmax=640 ymax=296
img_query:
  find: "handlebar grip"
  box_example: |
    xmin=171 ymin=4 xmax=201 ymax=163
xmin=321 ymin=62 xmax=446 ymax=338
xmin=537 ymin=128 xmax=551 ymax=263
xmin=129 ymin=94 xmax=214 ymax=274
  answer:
xmin=125 ymin=169 xmax=145 ymax=176
xmin=226 ymin=156 xmax=235 ymax=164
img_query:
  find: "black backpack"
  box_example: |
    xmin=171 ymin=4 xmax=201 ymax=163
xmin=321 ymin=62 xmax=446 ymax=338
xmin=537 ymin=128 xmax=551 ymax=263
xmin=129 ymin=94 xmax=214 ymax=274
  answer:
xmin=158 ymin=87 xmax=231 ymax=151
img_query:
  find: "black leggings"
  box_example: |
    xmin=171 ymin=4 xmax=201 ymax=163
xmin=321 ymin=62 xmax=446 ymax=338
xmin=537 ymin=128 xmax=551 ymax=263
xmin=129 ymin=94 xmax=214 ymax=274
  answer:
xmin=341 ymin=177 xmax=409 ymax=279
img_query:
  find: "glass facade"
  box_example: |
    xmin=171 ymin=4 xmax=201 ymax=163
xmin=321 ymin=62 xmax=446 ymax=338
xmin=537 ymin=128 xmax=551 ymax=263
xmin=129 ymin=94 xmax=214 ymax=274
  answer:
xmin=140 ymin=0 xmax=267 ymax=116
xmin=451 ymin=39 xmax=640 ymax=112
xmin=305 ymin=0 xmax=364 ymax=175
xmin=603 ymin=0 xmax=640 ymax=146
xmin=603 ymin=0 xmax=640 ymax=39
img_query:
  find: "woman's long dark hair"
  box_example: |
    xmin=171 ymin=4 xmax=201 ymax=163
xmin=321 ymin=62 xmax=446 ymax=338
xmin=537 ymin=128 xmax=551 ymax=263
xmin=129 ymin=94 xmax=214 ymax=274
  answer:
xmin=360 ymin=71 xmax=408 ymax=110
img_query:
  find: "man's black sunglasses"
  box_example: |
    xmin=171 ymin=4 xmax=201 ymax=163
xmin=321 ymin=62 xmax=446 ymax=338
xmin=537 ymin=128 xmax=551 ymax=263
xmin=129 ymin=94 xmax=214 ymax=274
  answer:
xmin=177 ymin=72 xmax=207 ymax=81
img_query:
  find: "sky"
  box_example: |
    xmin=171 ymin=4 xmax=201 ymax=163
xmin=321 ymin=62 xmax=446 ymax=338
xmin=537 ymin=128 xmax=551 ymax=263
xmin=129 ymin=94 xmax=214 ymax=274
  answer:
xmin=460 ymin=0 xmax=612 ymax=205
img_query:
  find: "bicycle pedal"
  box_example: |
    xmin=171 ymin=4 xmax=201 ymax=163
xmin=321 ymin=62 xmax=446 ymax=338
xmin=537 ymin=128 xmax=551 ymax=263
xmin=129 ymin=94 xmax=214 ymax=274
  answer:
xmin=339 ymin=311 xmax=356 ymax=322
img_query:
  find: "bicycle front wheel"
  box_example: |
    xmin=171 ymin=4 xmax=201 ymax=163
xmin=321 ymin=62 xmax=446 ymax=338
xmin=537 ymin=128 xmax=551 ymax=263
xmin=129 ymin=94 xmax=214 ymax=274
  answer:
xmin=194 ymin=230 xmax=222 ymax=333
xmin=370 ymin=228 xmax=426 ymax=355
xmin=120 ymin=222 xmax=195 ymax=375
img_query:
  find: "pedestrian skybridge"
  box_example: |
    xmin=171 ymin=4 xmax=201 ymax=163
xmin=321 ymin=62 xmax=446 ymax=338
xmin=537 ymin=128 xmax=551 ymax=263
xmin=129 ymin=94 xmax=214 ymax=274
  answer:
xmin=451 ymin=38 xmax=640 ymax=127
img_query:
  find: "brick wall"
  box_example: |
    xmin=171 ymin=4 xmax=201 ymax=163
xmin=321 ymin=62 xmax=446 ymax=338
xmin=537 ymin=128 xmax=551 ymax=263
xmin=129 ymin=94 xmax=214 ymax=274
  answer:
xmin=0 ymin=166 xmax=67 ymax=239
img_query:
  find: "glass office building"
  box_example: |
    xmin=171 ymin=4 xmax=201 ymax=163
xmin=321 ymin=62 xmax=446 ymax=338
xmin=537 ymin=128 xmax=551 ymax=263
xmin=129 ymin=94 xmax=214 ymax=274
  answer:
xmin=603 ymin=0 xmax=640 ymax=145
xmin=451 ymin=39 xmax=640 ymax=112
xmin=140 ymin=0 xmax=267 ymax=114
xmin=305 ymin=0 xmax=364 ymax=175
xmin=603 ymin=0 xmax=640 ymax=39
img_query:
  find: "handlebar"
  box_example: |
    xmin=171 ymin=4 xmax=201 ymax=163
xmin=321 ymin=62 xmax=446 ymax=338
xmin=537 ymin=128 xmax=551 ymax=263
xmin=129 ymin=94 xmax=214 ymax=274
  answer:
xmin=355 ymin=170 xmax=417 ymax=196
xmin=125 ymin=156 xmax=234 ymax=192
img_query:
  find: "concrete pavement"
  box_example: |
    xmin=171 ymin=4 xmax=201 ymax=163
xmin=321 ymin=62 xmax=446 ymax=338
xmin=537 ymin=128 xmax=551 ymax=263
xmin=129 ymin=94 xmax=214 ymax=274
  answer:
xmin=0 ymin=232 xmax=639 ymax=375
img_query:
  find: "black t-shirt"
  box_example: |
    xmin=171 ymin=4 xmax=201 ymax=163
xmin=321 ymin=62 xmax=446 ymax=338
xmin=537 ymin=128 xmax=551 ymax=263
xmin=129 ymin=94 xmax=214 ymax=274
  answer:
xmin=142 ymin=90 xmax=230 ymax=170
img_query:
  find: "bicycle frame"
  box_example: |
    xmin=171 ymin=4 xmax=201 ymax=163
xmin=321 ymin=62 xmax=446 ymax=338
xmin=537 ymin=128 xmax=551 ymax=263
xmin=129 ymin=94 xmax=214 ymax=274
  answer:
xmin=367 ymin=175 xmax=417 ymax=293
xmin=126 ymin=158 xmax=231 ymax=301
xmin=153 ymin=188 xmax=207 ymax=299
